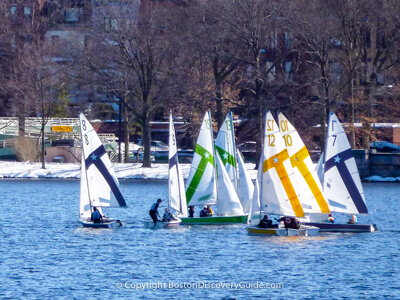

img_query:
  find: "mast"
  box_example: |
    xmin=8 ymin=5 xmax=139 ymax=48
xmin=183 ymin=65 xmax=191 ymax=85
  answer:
xmin=259 ymin=111 xmax=267 ymax=220
xmin=80 ymin=115 xmax=93 ymax=214
xmin=209 ymin=111 xmax=217 ymax=201
xmin=229 ymin=112 xmax=239 ymax=191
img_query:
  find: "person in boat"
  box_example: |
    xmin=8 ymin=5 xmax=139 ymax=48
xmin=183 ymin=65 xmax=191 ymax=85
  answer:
xmin=188 ymin=206 xmax=195 ymax=218
xmin=327 ymin=213 xmax=335 ymax=223
xmin=205 ymin=205 xmax=213 ymax=216
xmin=257 ymin=215 xmax=277 ymax=228
xmin=91 ymin=207 xmax=103 ymax=223
xmin=200 ymin=206 xmax=208 ymax=217
xmin=348 ymin=214 xmax=358 ymax=224
xmin=149 ymin=199 xmax=162 ymax=227
xmin=278 ymin=216 xmax=300 ymax=229
xmin=162 ymin=208 xmax=176 ymax=222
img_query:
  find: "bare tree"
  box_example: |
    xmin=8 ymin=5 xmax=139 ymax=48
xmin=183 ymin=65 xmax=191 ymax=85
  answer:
xmin=76 ymin=1 xmax=181 ymax=167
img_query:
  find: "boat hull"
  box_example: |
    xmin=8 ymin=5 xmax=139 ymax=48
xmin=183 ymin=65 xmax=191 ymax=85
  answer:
xmin=143 ymin=219 xmax=182 ymax=229
xmin=81 ymin=219 xmax=123 ymax=229
xmin=287 ymin=226 xmax=320 ymax=236
xmin=246 ymin=226 xmax=287 ymax=236
xmin=180 ymin=215 xmax=247 ymax=225
xmin=303 ymin=222 xmax=377 ymax=232
xmin=247 ymin=225 xmax=319 ymax=236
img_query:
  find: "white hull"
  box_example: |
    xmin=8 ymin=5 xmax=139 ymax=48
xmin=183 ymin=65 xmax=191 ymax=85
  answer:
xmin=247 ymin=225 xmax=319 ymax=236
xmin=287 ymin=225 xmax=319 ymax=236
xmin=143 ymin=219 xmax=182 ymax=229
xmin=81 ymin=219 xmax=123 ymax=229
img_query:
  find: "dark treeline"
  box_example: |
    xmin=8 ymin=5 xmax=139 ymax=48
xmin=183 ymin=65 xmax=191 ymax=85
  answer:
xmin=1 ymin=0 xmax=400 ymax=166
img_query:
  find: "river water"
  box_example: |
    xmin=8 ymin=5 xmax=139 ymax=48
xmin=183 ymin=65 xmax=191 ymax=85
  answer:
xmin=0 ymin=180 xmax=399 ymax=299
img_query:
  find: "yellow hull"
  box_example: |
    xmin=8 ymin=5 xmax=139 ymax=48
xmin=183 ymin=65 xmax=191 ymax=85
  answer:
xmin=246 ymin=226 xmax=287 ymax=236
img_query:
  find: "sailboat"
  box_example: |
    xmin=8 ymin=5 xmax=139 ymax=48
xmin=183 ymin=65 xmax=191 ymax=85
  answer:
xmin=215 ymin=112 xmax=254 ymax=214
xmin=246 ymin=111 xmax=319 ymax=236
xmin=278 ymin=113 xmax=330 ymax=215
xmin=144 ymin=112 xmax=188 ymax=228
xmin=302 ymin=112 xmax=377 ymax=232
xmin=79 ymin=113 xmax=126 ymax=228
xmin=181 ymin=112 xmax=247 ymax=225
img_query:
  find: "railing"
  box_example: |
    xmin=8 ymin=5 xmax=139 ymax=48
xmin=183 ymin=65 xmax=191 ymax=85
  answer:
xmin=0 ymin=139 xmax=16 ymax=149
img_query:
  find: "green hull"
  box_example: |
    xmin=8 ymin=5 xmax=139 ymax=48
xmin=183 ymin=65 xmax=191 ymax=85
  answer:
xmin=180 ymin=215 xmax=247 ymax=225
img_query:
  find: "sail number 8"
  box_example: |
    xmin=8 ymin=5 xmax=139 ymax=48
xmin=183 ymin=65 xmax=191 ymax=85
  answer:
xmin=81 ymin=120 xmax=87 ymax=131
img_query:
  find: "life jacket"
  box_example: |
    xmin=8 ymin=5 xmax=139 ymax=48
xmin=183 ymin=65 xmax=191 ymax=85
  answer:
xmin=151 ymin=203 xmax=158 ymax=211
xmin=92 ymin=210 xmax=101 ymax=220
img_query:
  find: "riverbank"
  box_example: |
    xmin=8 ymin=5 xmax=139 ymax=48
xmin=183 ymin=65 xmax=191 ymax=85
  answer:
xmin=0 ymin=161 xmax=258 ymax=180
xmin=0 ymin=161 xmax=398 ymax=181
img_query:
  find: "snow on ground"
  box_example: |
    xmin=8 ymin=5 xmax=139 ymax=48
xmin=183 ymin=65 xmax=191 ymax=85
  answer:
xmin=0 ymin=161 xmax=259 ymax=180
xmin=0 ymin=161 xmax=397 ymax=182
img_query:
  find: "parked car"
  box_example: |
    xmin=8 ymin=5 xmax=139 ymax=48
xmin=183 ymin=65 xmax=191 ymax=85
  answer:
xmin=370 ymin=141 xmax=400 ymax=153
xmin=136 ymin=138 xmax=169 ymax=152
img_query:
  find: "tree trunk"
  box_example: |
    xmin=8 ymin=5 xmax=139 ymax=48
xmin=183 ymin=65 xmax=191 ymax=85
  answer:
xmin=142 ymin=110 xmax=152 ymax=168
xmin=348 ymin=70 xmax=356 ymax=149
xmin=123 ymin=102 xmax=130 ymax=163
xmin=41 ymin=123 xmax=46 ymax=169
xmin=215 ymin=81 xmax=224 ymax=130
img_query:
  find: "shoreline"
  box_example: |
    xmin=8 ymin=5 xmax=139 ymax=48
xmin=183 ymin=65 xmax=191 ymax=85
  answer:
xmin=0 ymin=161 xmax=399 ymax=182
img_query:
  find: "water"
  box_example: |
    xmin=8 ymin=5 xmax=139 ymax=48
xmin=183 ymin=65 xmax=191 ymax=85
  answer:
xmin=0 ymin=180 xmax=399 ymax=299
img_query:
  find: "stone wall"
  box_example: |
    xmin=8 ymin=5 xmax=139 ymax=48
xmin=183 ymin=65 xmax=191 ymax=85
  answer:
xmin=353 ymin=149 xmax=400 ymax=179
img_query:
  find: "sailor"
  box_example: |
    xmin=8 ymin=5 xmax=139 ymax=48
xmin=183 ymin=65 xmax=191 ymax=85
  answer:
xmin=188 ymin=206 xmax=195 ymax=218
xmin=149 ymin=199 xmax=162 ymax=227
xmin=327 ymin=213 xmax=335 ymax=223
xmin=258 ymin=215 xmax=274 ymax=228
xmin=91 ymin=207 xmax=103 ymax=223
xmin=200 ymin=206 xmax=208 ymax=217
xmin=278 ymin=216 xmax=300 ymax=229
xmin=348 ymin=214 xmax=357 ymax=224
xmin=162 ymin=208 xmax=175 ymax=222
xmin=205 ymin=205 xmax=213 ymax=216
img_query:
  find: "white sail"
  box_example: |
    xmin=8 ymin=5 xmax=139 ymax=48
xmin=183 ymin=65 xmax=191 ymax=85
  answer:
xmin=248 ymin=163 xmax=262 ymax=226
xmin=260 ymin=111 xmax=304 ymax=217
xmin=215 ymin=112 xmax=238 ymax=190
xmin=79 ymin=113 xmax=127 ymax=211
xmin=316 ymin=152 xmax=324 ymax=184
xmin=323 ymin=112 xmax=368 ymax=214
xmin=168 ymin=112 xmax=188 ymax=217
xmin=186 ymin=112 xmax=217 ymax=206
xmin=216 ymin=151 xmax=244 ymax=216
xmin=278 ymin=113 xmax=330 ymax=214
xmin=79 ymin=150 xmax=92 ymax=221
xmin=237 ymin=150 xmax=254 ymax=214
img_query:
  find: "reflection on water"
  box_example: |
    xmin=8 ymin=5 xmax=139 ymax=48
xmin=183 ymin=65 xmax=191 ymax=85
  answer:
xmin=0 ymin=180 xmax=399 ymax=299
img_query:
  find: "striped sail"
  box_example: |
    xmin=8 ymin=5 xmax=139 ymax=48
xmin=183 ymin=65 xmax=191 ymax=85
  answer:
xmin=323 ymin=112 xmax=368 ymax=214
xmin=260 ymin=111 xmax=304 ymax=217
xmin=186 ymin=112 xmax=217 ymax=206
xmin=168 ymin=112 xmax=188 ymax=217
xmin=215 ymin=112 xmax=238 ymax=190
xmin=278 ymin=113 xmax=330 ymax=214
xmin=79 ymin=113 xmax=126 ymax=215
xmin=215 ymin=112 xmax=253 ymax=213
